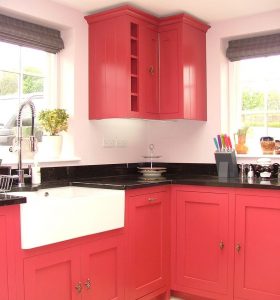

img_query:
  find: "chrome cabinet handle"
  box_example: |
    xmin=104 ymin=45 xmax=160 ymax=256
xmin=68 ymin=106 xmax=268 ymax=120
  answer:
xmin=84 ymin=278 xmax=91 ymax=290
xmin=236 ymin=243 xmax=241 ymax=253
xmin=75 ymin=282 xmax=83 ymax=294
xmin=148 ymin=197 xmax=157 ymax=202
xmin=219 ymin=240 xmax=225 ymax=250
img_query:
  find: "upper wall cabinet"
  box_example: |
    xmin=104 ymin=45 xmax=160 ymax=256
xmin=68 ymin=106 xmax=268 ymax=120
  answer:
xmin=85 ymin=6 xmax=209 ymax=120
xmin=159 ymin=15 xmax=210 ymax=120
xmin=85 ymin=6 xmax=159 ymax=119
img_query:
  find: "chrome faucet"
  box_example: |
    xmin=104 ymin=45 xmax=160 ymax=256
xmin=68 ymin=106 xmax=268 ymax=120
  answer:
xmin=14 ymin=95 xmax=39 ymax=187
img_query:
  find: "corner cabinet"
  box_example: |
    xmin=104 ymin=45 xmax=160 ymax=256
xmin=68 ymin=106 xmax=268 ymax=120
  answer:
xmin=172 ymin=186 xmax=233 ymax=300
xmin=171 ymin=185 xmax=280 ymax=300
xmin=85 ymin=6 xmax=159 ymax=120
xmin=125 ymin=186 xmax=170 ymax=299
xmin=159 ymin=16 xmax=209 ymax=120
xmin=85 ymin=5 xmax=209 ymax=120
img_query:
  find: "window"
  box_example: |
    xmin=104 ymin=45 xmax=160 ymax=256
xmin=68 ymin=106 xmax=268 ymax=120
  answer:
xmin=0 ymin=41 xmax=56 ymax=125
xmin=229 ymin=55 xmax=280 ymax=155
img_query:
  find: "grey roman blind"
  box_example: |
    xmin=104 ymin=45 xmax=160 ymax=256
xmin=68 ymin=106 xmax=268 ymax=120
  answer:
xmin=0 ymin=14 xmax=64 ymax=54
xmin=226 ymin=33 xmax=280 ymax=62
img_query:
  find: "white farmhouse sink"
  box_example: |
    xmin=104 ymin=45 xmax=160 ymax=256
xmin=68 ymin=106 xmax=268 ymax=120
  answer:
xmin=9 ymin=186 xmax=125 ymax=249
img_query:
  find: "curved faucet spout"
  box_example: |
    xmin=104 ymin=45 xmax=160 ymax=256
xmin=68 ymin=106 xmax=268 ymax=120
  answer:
xmin=16 ymin=94 xmax=40 ymax=187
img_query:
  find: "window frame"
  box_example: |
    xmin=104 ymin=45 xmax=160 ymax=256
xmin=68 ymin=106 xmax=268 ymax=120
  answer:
xmin=228 ymin=55 xmax=280 ymax=157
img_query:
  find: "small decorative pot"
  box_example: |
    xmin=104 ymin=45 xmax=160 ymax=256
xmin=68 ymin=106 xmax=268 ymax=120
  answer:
xmin=40 ymin=135 xmax=62 ymax=159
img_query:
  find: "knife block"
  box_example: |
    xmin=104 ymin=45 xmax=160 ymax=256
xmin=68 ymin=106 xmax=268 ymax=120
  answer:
xmin=214 ymin=151 xmax=238 ymax=178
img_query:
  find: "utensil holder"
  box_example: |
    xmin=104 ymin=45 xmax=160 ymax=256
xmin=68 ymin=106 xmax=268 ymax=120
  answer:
xmin=214 ymin=151 xmax=238 ymax=178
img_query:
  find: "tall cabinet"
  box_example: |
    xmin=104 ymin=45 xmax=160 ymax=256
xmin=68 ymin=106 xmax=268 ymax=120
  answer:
xmin=85 ymin=5 xmax=209 ymax=120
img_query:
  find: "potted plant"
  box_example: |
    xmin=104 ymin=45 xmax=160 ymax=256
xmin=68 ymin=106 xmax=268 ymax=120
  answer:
xmin=38 ymin=109 xmax=69 ymax=158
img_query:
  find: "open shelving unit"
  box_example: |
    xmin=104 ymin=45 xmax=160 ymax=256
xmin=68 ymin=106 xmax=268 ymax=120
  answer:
xmin=130 ymin=23 xmax=139 ymax=112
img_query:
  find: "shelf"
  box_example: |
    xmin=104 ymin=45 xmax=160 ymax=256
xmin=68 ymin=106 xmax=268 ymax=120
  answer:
xmin=131 ymin=23 xmax=138 ymax=38
xmin=130 ymin=22 xmax=139 ymax=113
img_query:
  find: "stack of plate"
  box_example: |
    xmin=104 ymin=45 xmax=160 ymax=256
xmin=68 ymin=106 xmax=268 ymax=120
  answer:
xmin=138 ymin=167 xmax=167 ymax=180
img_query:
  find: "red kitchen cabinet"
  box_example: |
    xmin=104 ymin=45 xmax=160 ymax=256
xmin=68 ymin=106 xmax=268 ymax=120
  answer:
xmin=85 ymin=6 xmax=159 ymax=119
xmin=125 ymin=186 xmax=170 ymax=299
xmin=23 ymin=233 xmax=125 ymax=300
xmin=81 ymin=235 xmax=125 ymax=300
xmin=0 ymin=205 xmax=21 ymax=300
xmin=0 ymin=211 xmax=10 ymax=300
xmin=159 ymin=16 xmax=209 ymax=120
xmin=0 ymin=206 xmax=20 ymax=300
xmin=85 ymin=5 xmax=209 ymax=120
xmin=234 ymin=193 xmax=280 ymax=300
xmin=171 ymin=186 xmax=233 ymax=300
xmin=24 ymin=246 xmax=80 ymax=300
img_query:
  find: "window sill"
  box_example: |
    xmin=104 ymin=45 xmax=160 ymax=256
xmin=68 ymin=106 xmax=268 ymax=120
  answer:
xmin=237 ymin=154 xmax=280 ymax=164
xmin=1 ymin=156 xmax=81 ymax=168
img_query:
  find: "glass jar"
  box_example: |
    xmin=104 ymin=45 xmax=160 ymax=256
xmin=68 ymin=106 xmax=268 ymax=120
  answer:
xmin=275 ymin=140 xmax=280 ymax=155
xmin=260 ymin=136 xmax=275 ymax=155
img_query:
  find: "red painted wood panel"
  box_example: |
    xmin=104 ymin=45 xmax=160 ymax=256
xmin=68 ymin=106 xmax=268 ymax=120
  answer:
xmin=126 ymin=187 xmax=170 ymax=299
xmin=24 ymin=247 xmax=80 ymax=300
xmin=139 ymin=24 xmax=159 ymax=117
xmin=0 ymin=214 xmax=9 ymax=300
xmin=81 ymin=235 xmax=125 ymax=300
xmin=176 ymin=190 xmax=229 ymax=295
xmin=235 ymin=194 xmax=280 ymax=300
xmin=159 ymin=27 xmax=181 ymax=116
xmin=88 ymin=16 xmax=130 ymax=119
xmin=182 ymin=24 xmax=207 ymax=120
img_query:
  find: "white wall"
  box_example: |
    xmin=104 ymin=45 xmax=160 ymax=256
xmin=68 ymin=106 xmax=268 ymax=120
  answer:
xmin=2 ymin=1 xmax=280 ymax=166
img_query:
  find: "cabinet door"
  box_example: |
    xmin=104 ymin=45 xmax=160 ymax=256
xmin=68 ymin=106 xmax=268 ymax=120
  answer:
xmin=81 ymin=234 xmax=125 ymax=300
xmin=175 ymin=190 xmax=229 ymax=295
xmin=24 ymin=247 xmax=81 ymax=300
xmin=88 ymin=16 xmax=130 ymax=119
xmin=235 ymin=194 xmax=280 ymax=300
xmin=126 ymin=188 xmax=170 ymax=299
xmin=139 ymin=24 xmax=159 ymax=117
xmin=182 ymin=24 xmax=207 ymax=120
xmin=159 ymin=26 xmax=182 ymax=117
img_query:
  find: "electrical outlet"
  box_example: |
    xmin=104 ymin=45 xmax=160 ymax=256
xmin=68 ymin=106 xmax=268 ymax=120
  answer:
xmin=103 ymin=138 xmax=115 ymax=148
xmin=116 ymin=139 xmax=127 ymax=148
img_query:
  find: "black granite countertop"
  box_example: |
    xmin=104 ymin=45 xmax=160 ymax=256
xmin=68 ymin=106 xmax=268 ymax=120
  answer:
xmin=2 ymin=174 xmax=280 ymax=208
xmin=0 ymin=193 xmax=26 ymax=206
xmin=71 ymin=175 xmax=280 ymax=190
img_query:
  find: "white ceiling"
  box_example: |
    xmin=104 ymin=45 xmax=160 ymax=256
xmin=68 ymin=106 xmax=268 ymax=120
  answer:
xmin=50 ymin=0 xmax=280 ymax=23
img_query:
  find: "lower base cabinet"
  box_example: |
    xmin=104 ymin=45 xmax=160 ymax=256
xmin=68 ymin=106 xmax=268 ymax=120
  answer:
xmin=172 ymin=186 xmax=232 ymax=300
xmin=0 ymin=206 xmax=19 ymax=300
xmin=172 ymin=186 xmax=280 ymax=300
xmin=3 ymin=185 xmax=280 ymax=300
xmin=125 ymin=186 xmax=170 ymax=299
xmin=23 ymin=234 xmax=125 ymax=300
xmin=234 ymin=193 xmax=280 ymax=300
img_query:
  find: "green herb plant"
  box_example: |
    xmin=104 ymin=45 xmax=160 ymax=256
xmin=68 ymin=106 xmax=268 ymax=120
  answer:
xmin=38 ymin=109 xmax=69 ymax=136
